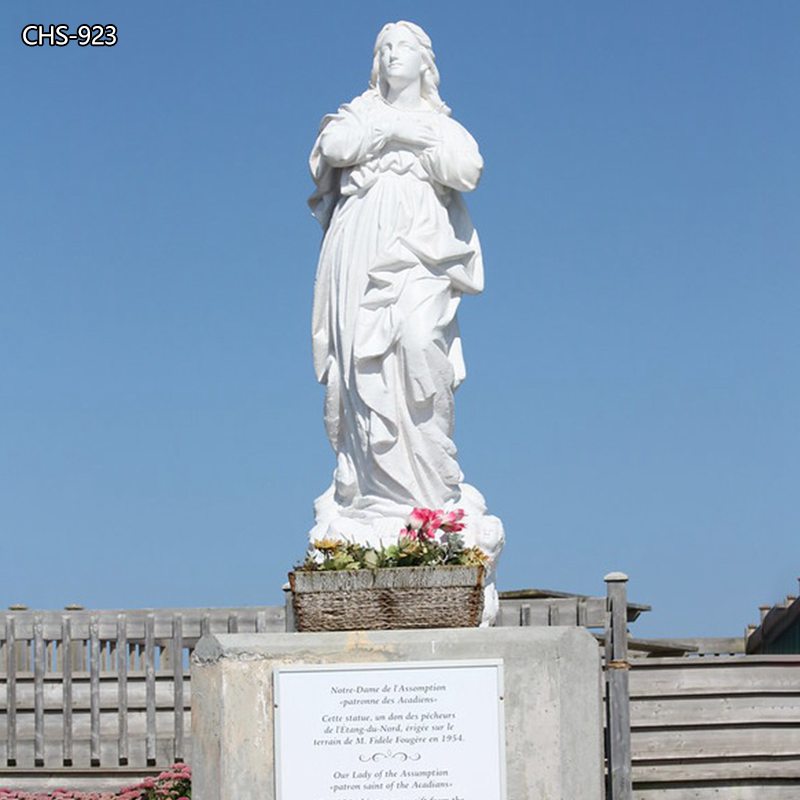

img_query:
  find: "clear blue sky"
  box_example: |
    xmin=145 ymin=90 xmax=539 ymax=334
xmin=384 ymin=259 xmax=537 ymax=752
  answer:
xmin=2 ymin=1 xmax=798 ymax=638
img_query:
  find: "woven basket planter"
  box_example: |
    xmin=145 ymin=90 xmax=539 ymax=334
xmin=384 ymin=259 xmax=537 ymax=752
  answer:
xmin=288 ymin=565 xmax=484 ymax=632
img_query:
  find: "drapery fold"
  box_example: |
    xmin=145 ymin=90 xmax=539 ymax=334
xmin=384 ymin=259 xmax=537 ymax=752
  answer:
xmin=308 ymin=90 xmax=499 ymax=556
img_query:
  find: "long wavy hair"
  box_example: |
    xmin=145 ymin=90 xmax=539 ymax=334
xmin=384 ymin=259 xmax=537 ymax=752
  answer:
xmin=368 ymin=21 xmax=451 ymax=116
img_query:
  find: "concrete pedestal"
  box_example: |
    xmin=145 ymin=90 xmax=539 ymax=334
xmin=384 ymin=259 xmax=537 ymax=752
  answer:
xmin=191 ymin=627 xmax=604 ymax=800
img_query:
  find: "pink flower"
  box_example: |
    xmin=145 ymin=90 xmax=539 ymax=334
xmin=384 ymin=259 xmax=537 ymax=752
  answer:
xmin=406 ymin=507 xmax=443 ymax=538
xmin=408 ymin=508 xmax=428 ymax=529
xmin=441 ymin=508 xmax=466 ymax=532
xmin=400 ymin=507 xmax=467 ymax=544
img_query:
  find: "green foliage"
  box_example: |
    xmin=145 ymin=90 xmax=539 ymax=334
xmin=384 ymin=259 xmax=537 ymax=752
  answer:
xmin=299 ymin=532 xmax=488 ymax=572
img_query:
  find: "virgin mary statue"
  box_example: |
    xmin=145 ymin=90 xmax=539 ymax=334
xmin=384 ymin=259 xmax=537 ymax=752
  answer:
xmin=308 ymin=21 xmax=504 ymax=612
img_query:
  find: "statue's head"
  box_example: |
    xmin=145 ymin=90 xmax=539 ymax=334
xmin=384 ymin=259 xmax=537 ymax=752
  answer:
xmin=369 ymin=21 xmax=450 ymax=115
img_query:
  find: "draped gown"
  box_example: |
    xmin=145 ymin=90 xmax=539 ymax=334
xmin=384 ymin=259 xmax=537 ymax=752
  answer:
xmin=309 ymin=89 xmax=503 ymax=567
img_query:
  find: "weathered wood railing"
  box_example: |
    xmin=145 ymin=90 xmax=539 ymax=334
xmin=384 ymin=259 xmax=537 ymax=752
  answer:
xmin=1 ymin=607 xmax=284 ymax=790
xmin=1 ymin=584 xmax=641 ymax=794
xmin=629 ymin=654 xmax=800 ymax=798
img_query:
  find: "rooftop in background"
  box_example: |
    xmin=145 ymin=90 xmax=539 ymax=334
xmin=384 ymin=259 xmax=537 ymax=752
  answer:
xmin=747 ymin=580 xmax=800 ymax=654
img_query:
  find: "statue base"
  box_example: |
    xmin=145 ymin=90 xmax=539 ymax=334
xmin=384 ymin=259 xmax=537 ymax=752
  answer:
xmin=191 ymin=627 xmax=604 ymax=800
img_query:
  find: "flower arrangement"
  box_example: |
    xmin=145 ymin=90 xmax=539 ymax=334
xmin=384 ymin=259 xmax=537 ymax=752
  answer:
xmin=0 ymin=763 xmax=191 ymax=800
xmin=298 ymin=508 xmax=489 ymax=572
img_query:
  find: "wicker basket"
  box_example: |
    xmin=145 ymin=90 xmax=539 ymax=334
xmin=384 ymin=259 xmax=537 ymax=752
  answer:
xmin=288 ymin=565 xmax=484 ymax=632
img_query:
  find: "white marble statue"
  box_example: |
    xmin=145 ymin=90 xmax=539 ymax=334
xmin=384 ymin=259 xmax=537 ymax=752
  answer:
xmin=308 ymin=21 xmax=504 ymax=619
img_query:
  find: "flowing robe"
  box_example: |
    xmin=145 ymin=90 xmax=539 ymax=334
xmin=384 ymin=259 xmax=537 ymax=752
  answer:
xmin=309 ymin=89 xmax=502 ymax=561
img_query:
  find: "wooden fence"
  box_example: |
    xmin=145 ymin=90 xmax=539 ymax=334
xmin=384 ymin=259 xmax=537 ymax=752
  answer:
xmin=1 ymin=607 xmax=284 ymax=791
xmin=1 ymin=582 xmax=638 ymax=794
xmin=12 ymin=584 xmax=800 ymax=799
xmin=5 ymin=607 xmax=799 ymax=798
xmin=629 ymin=654 xmax=800 ymax=799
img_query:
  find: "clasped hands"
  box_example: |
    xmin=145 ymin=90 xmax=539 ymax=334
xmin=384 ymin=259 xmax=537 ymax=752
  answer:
xmin=385 ymin=114 xmax=439 ymax=151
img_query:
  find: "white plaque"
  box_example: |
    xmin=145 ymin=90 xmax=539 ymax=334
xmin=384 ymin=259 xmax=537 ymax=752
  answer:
xmin=274 ymin=659 xmax=506 ymax=800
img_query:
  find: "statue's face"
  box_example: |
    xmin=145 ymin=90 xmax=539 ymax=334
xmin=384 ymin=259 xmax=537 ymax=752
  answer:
xmin=378 ymin=27 xmax=423 ymax=92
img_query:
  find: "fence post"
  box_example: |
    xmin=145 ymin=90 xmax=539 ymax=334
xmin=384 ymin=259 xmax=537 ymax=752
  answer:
xmin=283 ymin=583 xmax=296 ymax=632
xmin=90 ymin=616 xmax=101 ymax=766
xmin=172 ymin=614 xmax=185 ymax=763
xmin=6 ymin=616 xmax=17 ymax=766
xmin=33 ymin=616 xmax=45 ymax=766
xmin=117 ymin=614 xmax=128 ymax=765
xmin=145 ymin=614 xmax=157 ymax=765
xmin=62 ymin=616 xmax=73 ymax=765
xmin=605 ymin=572 xmax=632 ymax=800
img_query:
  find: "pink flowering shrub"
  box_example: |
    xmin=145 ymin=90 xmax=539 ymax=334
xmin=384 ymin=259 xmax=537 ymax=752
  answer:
xmin=0 ymin=763 xmax=190 ymax=800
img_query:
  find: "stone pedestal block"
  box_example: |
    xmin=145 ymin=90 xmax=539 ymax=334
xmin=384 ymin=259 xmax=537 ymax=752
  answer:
xmin=191 ymin=626 xmax=603 ymax=800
